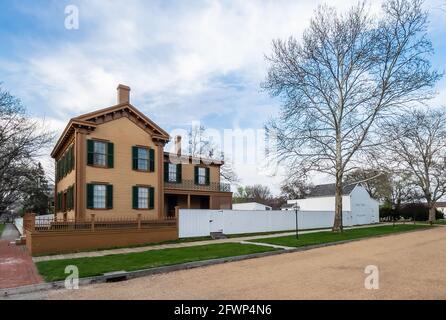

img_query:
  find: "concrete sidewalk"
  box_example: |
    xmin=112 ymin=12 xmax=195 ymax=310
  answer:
xmin=33 ymin=223 xmax=389 ymax=262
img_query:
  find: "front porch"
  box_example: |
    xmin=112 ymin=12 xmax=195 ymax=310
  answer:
xmin=164 ymin=190 xmax=232 ymax=217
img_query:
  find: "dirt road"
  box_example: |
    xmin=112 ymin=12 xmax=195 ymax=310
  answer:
xmin=45 ymin=226 xmax=446 ymax=299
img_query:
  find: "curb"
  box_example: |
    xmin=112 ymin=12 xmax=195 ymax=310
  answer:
xmin=1 ymin=225 xmax=434 ymax=298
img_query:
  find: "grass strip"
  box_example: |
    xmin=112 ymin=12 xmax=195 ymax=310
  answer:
xmin=36 ymin=243 xmax=277 ymax=282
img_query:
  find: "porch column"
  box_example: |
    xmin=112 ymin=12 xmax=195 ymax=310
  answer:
xmin=75 ymin=128 xmax=87 ymax=221
xmin=187 ymin=194 xmax=191 ymax=209
xmin=156 ymin=143 xmax=165 ymax=218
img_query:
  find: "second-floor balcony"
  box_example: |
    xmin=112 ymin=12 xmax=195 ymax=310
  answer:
xmin=164 ymin=179 xmax=231 ymax=192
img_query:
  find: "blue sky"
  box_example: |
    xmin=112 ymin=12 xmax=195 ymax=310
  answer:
xmin=1 ymin=0 xmax=446 ymax=193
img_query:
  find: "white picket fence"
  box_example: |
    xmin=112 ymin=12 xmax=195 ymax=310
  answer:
xmin=178 ymin=209 xmax=367 ymax=238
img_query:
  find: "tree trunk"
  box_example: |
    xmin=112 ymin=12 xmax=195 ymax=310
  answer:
xmin=333 ymin=179 xmax=343 ymax=232
xmin=428 ymin=205 xmax=436 ymax=225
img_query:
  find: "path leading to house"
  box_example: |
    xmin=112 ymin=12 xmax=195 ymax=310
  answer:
xmin=0 ymin=224 xmax=43 ymax=289
xmin=33 ymin=223 xmax=391 ymax=262
xmin=42 ymin=226 xmax=446 ymax=300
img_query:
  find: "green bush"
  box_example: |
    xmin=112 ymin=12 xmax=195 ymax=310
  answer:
xmin=398 ymin=203 xmax=443 ymax=221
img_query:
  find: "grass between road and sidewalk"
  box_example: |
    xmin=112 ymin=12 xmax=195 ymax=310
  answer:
xmin=0 ymin=223 xmax=5 ymax=237
xmin=36 ymin=243 xmax=277 ymax=282
xmin=248 ymin=224 xmax=432 ymax=248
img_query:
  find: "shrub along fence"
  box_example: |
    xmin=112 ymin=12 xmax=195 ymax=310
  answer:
xmin=23 ymin=213 xmax=178 ymax=256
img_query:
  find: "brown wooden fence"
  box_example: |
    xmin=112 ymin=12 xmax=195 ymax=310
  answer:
xmin=23 ymin=213 xmax=178 ymax=256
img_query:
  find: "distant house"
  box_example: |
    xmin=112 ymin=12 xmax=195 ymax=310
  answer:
xmin=435 ymin=202 xmax=446 ymax=218
xmin=233 ymin=202 xmax=272 ymax=211
xmin=286 ymin=183 xmax=379 ymax=225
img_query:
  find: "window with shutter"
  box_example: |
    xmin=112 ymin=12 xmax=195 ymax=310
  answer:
xmin=132 ymin=147 xmax=152 ymax=171
xmin=87 ymin=140 xmax=113 ymax=167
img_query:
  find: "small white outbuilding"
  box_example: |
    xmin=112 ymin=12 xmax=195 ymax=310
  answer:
xmin=232 ymin=202 xmax=272 ymax=211
xmin=285 ymin=183 xmax=379 ymax=225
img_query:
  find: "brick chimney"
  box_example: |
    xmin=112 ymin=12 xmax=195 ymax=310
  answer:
xmin=175 ymin=135 xmax=182 ymax=156
xmin=117 ymin=84 xmax=130 ymax=104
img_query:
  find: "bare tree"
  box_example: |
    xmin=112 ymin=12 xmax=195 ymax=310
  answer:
xmin=263 ymin=0 xmax=440 ymax=231
xmin=187 ymin=125 xmax=239 ymax=184
xmin=388 ymin=171 xmax=421 ymax=211
xmin=233 ymin=185 xmax=272 ymax=203
xmin=0 ymin=86 xmax=53 ymax=215
xmin=382 ymin=107 xmax=446 ymax=223
xmin=280 ymin=178 xmax=313 ymax=200
xmin=344 ymin=169 xmax=392 ymax=201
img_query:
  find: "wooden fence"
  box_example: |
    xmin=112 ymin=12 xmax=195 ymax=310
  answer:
xmin=23 ymin=213 xmax=178 ymax=256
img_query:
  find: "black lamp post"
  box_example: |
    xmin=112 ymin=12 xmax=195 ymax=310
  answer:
xmin=293 ymin=203 xmax=300 ymax=239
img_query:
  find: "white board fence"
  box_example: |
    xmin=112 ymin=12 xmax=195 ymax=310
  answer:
xmin=179 ymin=209 xmax=360 ymax=238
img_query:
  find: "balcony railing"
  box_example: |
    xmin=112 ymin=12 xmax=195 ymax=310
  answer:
xmin=164 ymin=179 xmax=231 ymax=192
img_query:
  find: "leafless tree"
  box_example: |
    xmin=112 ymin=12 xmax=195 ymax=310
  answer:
xmin=0 ymin=86 xmax=53 ymax=215
xmin=233 ymin=184 xmax=273 ymax=203
xmin=187 ymin=125 xmax=239 ymax=184
xmin=382 ymin=107 xmax=446 ymax=223
xmin=344 ymin=169 xmax=392 ymax=201
xmin=280 ymin=178 xmax=313 ymax=200
xmin=388 ymin=171 xmax=421 ymax=211
xmin=263 ymin=0 xmax=440 ymax=231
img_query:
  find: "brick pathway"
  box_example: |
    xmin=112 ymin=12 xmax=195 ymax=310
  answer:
xmin=0 ymin=224 xmax=43 ymax=289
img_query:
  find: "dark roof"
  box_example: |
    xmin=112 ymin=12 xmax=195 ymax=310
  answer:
xmin=435 ymin=202 xmax=446 ymax=207
xmin=307 ymin=183 xmax=358 ymax=198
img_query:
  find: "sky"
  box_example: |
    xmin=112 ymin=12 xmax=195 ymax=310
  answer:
xmin=0 ymin=0 xmax=445 ymax=194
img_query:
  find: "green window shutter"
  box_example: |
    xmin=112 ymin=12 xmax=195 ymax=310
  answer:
xmin=87 ymin=140 xmax=94 ymax=165
xmin=149 ymin=148 xmax=155 ymax=172
xmin=67 ymin=150 xmax=71 ymax=173
xmin=164 ymin=162 xmax=169 ymax=182
xmin=149 ymin=187 xmax=154 ymax=209
xmin=106 ymin=185 xmax=113 ymax=209
xmin=194 ymin=166 xmax=199 ymax=185
xmin=55 ymin=162 xmax=59 ymax=182
xmin=132 ymin=146 xmax=138 ymax=170
xmin=107 ymin=143 xmax=114 ymax=168
xmin=87 ymin=184 xmax=94 ymax=209
xmin=176 ymin=164 xmax=182 ymax=183
xmin=70 ymin=185 xmax=74 ymax=210
xmin=55 ymin=193 xmax=59 ymax=212
xmin=205 ymin=167 xmax=210 ymax=185
xmin=132 ymin=186 xmax=139 ymax=209
xmin=71 ymin=146 xmax=75 ymax=171
xmin=62 ymin=154 xmax=65 ymax=177
xmin=67 ymin=187 xmax=70 ymax=210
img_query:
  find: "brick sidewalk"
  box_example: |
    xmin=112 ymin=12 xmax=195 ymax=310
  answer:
xmin=0 ymin=224 xmax=43 ymax=289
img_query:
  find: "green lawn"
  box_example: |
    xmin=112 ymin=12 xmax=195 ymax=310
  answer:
xmin=36 ymin=243 xmax=277 ymax=282
xmin=248 ymin=224 xmax=431 ymax=248
xmin=0 ymin=224 xmax=5 ymax=237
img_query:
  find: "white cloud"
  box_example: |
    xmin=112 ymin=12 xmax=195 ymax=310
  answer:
xmin=3 ymin=0 xmax=445 ymax=194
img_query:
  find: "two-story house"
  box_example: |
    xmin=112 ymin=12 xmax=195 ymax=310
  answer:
xmin=51 ymin=84 xmax=232 ymax=221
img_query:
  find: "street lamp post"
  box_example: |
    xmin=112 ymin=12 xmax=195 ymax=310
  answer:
xmin=293 ymin=203 xmax=300 ymax=240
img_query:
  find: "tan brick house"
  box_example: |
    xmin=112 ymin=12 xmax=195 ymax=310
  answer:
xmin=51 ymin=84 xmax=232 ymax=221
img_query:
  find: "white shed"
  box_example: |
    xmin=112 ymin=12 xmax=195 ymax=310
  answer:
xmin=232 ymin=202 xmax=272 ymax=211
xmin=286 ymin=183 xmax=379 ymax=225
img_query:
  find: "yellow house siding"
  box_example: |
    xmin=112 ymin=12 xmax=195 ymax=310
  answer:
xmin=85 ymin=117 xmax=159 ymax=219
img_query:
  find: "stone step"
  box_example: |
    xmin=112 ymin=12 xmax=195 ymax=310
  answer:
xmin=210 ymin=232 xmax=228 ymax=240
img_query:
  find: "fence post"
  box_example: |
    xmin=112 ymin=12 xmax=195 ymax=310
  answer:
xmin=91 ymin=214 xmax=95 ymax=231
xmin=23 ymin=213 xmax=36 ymax=233
xmin=174 ymin=206 xmax=180 ymax=238
xmin=137 ymin=213 xmax=142 ymax=229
